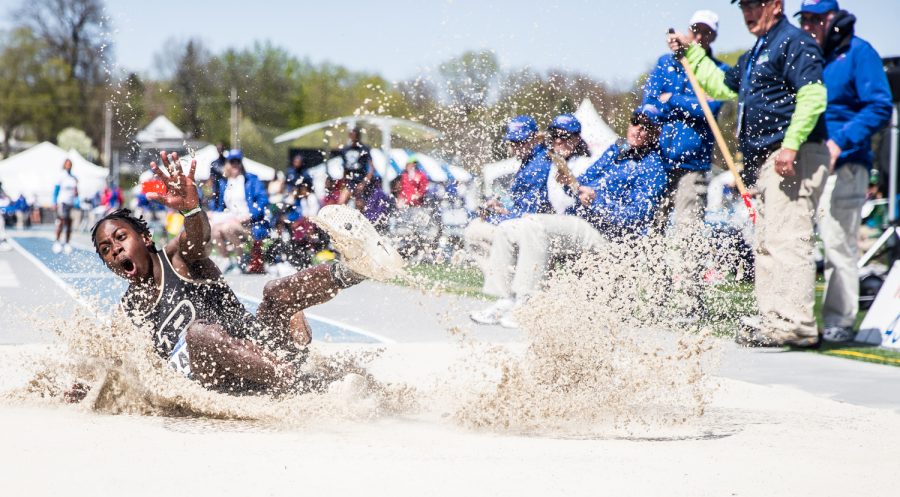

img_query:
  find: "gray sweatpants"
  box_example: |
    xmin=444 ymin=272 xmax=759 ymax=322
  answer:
xmin=818 ymin=163 xmax=869 ymax=329
xmin=482 ymin=214 xmax=606 ymax=299
xmin=755 ymin=142 xmax=829 ymax=338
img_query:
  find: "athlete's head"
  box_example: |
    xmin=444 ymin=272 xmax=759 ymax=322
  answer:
xmin=91 ymin=209 xmax=156 ymax=283
xmin=62 ymin=159 xmax=73 ymax=172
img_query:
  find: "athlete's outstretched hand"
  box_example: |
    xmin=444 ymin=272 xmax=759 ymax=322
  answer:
xmin=147 ymin=151 xmax=200 ymax=212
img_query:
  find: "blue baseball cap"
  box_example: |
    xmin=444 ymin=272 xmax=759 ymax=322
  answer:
xmin=504 ymin=115 xmax=538 ymax=142
xmin=225 ymin=149 xmax=243 ymax=161
xmin=633 ymin=104 xmax=662 ymax=126
xmin=548 ymin=114 xmax=582 ymax=134
xmin=795 ymin=0 xmax=839 ymax=15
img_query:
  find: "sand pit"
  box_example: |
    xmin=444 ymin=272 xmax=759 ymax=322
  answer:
xmin=1 ymin=341 xmax=898 ymax=497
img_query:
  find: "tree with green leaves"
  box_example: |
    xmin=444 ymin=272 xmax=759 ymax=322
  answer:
xmin=0 ymin=27 xmax=78 ymax=157
xmin=13 ymin=0 xmax=112 ymax=146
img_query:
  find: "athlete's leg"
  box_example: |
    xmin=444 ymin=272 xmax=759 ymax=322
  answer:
xmin=255 ymin=262 xmax=363 ymax=349
xmin=64 ymin=215 xmax=73 ymax=243
xmin=185 ymin=321 xmax=294 ymax=391
xmin=54 ymin=206 xmax=64 ymax=242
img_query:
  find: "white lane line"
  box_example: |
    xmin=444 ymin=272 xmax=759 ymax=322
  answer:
xmin=233 ymin=291 xmax=395 ymax=344
xmin=0 ymin=260 xmax=21 ymax=287
xmin=6 ymin=238 xmax=103 ymax=320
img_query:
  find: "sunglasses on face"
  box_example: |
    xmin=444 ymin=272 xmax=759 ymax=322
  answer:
xmin=799 ymin=13 xmax=828 ymax=26
xmin=630 ymin=116 xmax=650 ymax=128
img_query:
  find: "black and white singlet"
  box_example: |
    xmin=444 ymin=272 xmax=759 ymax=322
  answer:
xmin=121 ymin=251 xmax=264 ymax=358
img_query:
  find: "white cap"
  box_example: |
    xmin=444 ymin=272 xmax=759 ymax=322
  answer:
xmin=690 ymin=9 xmax=719 ymax=33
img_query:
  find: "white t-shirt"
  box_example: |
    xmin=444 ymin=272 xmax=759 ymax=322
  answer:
xmin=56 ymin=172 xmax=78 ymax=205
xmin=223 ymin=175 xmax=250 ymax=216
xmin=547 ymin=155 xmax=594 ymax=214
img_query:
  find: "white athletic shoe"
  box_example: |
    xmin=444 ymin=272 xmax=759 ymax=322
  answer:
xmin=498 ymin=313 xmax=519 ymax=329
xmin=312 ymin=204 xmax=405 ymax=281
xmin=498 ymin=297 xmax=527 ymax=329
xmin=0 ymin=240 xmax=10 ymax=252
xmin=63 ymin=244 xmax=73 ymax=255
xmin=52 ymin=242 xmax=63 ymax=254
xmin=470 ymin=298 xmax=515 ymax=326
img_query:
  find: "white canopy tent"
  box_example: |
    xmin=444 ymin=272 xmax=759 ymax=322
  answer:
xmin=274 ymin=115 xmax=445 ymax=194
xmin=0 ymin=142 xmax=108 ymax=206
xmin=136 ymin=145 xmax=277 ymax=183
xmin=305 ymin=148 xmax=472 ymax=201
xmin=319 ymin=148 xmax=471 ymax=183
xmin=135 ymin=116 xmax=187 ymax=144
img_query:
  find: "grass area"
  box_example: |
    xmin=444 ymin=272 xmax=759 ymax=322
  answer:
xmin=400 ymin=263 xmax=489 ymax=299
xmin=396 ymin=262 xmax=899 ymax=367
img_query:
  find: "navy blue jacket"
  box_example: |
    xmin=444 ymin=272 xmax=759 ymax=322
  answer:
xmin=643 ymin=53 xmax=729 ymax=171
xmin=724 ymin=16 xmax=828 ymax=165
xmin=822 ymin=11 xmax=893 ymax=170
xmin=213 ymin=172 xmax=270 ymax=240
xmin=567 ymin=142 xmax=668 ymax=238
xmin=490 ymin=143 xmax=553 ymax=223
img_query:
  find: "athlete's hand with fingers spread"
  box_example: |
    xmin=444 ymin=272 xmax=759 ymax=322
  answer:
xmin=146 ymin=150 xmax=200 ymax=212
xmin=774 ymin=148 xmax=798 ymax=178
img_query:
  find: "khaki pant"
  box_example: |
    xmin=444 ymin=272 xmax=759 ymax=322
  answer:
xmin=755 ymin=143 xmax=829 ymax=338
xmin=656 ymin=170 xmax=709 ymax=311
xmin=482 ymin=214 xmax=606 ymax=299
xmin=818 ymin=163 xmax=868 ymax=328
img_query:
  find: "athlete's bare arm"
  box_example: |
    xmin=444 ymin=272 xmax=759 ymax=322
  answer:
xmin=145 ymin=151 xmax=220 ymax=280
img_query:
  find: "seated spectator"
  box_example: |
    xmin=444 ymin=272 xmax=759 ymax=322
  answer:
xmin=398 ymin=155 xmax=429 ymax=208
xmin=545 ymin=113 xmax=593 ymax=214
xmin=471 ymin=105 xmax=667 ymax=328
xmin=284 ymin=154 xmax=305 ymax=193
xmin=351 ymin=179 xmax=395 ymax=234
xmin=322 ymin=176 xmax=347 ymax=207
xmin=273 ymin=173 xmax=326 ymax=268
xmin=463 ymin=115 xmax=553 ymax=274
xmin=208 ymin=149 xmax=270 ymax=273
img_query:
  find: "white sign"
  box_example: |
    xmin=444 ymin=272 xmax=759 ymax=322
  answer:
xmin=856 ymin=262 xmax=900 ymax=349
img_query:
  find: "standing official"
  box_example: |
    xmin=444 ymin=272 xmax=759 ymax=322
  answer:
xmin=797 ymin=0 xmax=893 ymax=342
xmin=670 ymin=0 xmax=830 ymax=347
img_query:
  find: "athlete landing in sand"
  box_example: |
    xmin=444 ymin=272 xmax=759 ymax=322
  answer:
xmin=86 ymin=151 xmax=401 ymax=395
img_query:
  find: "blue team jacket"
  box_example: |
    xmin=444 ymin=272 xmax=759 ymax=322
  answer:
xmin=724 ymin=16 xmax=828 ymax=165
xmin=567 ymin=142 xmax=668 ymax=238
xmin=490 ymin=143 xmax=553 ymax=223
xmin=822 ymin=12 xmax=893 ymax=170
xmin=643 ymin=53 xmax=729 ymax=171
xmin=214 ymin=172 xmax=270 ymax=240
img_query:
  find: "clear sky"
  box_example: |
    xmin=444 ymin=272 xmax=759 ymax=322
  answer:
xmin=3 ymin=0 xmax=900 ymax=87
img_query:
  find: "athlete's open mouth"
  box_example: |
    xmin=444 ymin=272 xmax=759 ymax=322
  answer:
xmin=119 ymin=257 xmax=136 ymax=278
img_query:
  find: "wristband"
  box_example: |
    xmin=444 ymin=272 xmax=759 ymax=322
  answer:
xmin=180 ymin=206 xmax=202 ymax=218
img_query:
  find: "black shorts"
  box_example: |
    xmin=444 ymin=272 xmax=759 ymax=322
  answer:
xmin=56 ymin=203 xmax=73 ymax=220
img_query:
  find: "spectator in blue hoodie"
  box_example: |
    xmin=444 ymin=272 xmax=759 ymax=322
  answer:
xmin=464 ymin=115 xmax=553 ymax=274
xmin=209 ymin=149 xmax=270 ymax=273
xmin=644 ymin=10 xmax=729 ymax=319
xmin=798 ymin=0 xmax=893 ymax=342
xmin=471 ymin=106 xmax=667 ymax=328
xmin=644 ymin=10 xmax=728 ymax=225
